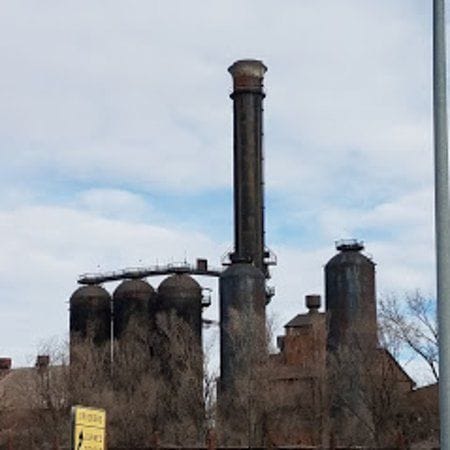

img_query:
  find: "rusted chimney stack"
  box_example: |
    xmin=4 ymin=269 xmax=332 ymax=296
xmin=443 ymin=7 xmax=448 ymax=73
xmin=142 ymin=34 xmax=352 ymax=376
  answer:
xmin=228 ymin=59 xmax=267 ymax=275
xmin=218 ymin=60 xmax=268 ymax=446
xmin=0 ymin=358 xmax=12 ymax=371
xmin=306 ymin=294 xmax=321 ymax=313
xmin=35 ymin=355 xmax=50 ymax=369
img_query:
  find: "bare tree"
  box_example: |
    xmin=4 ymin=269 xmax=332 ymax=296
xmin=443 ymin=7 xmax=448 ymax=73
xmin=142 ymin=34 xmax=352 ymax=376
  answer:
xmin=0 ymin=338 xmax=73 ymax=449
xmin=325 ymin=323 xmax=441 ymax=449
xmin=71 ymin=312 xmax=206 ymax=447
xmin=203 ymin=333 xmax=218 ymax=432
xmin=1 ymin=313 xmax=211 ymax=449
xmin=379 ymin=291 xmax=438 ymax=382
xmin=217 ymin=308 xmax=324 ymax=447
xmin=326 ymin=340 xmax=413 ymax=447
xmin=217 ymin=306 xmax=268 ymax=446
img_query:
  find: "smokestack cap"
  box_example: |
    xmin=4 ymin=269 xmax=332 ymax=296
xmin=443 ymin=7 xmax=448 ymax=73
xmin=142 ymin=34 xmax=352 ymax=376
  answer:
xmin=335 ymin=239 xmax=364 ymax=252
xmin=306 ymin=294 xmax=321 ymax=312
xmin=228 ymin=59 xmax=267 ymax=91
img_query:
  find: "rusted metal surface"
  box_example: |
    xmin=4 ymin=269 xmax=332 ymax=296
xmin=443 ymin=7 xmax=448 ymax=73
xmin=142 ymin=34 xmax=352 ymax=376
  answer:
xmin=325 ymin=241 xmax=377 ymax=351
xmin=157 ymin=274 xmax=203 ymax=345
xmin=218 ymin=263 xmax=266 ymax=445
xmin=35 ymin=354 xmax=50 ymax=368
xmin=305 ymin=294 xmax=321 ymax=311
xmin=219 ymin=263 xmax=266 ymax=393
xmin=112 ymin=279 xmax=156 ymax=340
xmin=0 ymin=358 xmax=11 ymax=370
xmin=325 ymin=242 xmax=377 ymax=447
xmin=228 ymin=60 xmax=267 ymax=276
xmin=156 ymin=274 xmax=204 ymax=434
xmin=69 ymin=285 xmax=111 ymax=346
xmin=229 ymin=59 xmax=267 ymax=91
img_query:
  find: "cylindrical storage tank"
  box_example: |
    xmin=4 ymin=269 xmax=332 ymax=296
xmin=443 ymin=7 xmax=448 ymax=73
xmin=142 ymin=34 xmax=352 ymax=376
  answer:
xmin=113 ymin=279 xmax=156 ymax=340
xmin=218 ymin=262 xmax=266 ymax=446
xmin=325 ymin=240 xmax=377 ymax=351
xmin=219 ymin=262 xmax=266 ymax=391
xmin=69 ymin=285 xmax=111 ymax=346
xmin=157 ymin=274 xmax=202 ymax=344
xmin=156 ymin=274 xmax=204 ymax=442
xmin=325 ymin=241 xmax=377 ymax=446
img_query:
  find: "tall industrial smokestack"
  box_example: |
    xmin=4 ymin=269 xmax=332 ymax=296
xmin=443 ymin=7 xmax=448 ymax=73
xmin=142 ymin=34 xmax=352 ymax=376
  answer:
xmin=228 ymin=60 xmax=267 ymax=275
xmin=218 ymin=60 xmax=268 ymax=446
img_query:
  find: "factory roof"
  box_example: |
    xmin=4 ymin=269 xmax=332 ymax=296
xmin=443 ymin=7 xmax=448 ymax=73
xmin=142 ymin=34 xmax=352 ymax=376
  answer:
xmin=0 ymin=364 xmax=66 ymax=410
xmin=284 ymin=312 xmax=325 ymax=328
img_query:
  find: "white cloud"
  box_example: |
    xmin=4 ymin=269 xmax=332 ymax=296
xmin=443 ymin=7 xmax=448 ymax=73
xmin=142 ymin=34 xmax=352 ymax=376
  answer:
xmin=73 ymin=188 xmax=153 ymax=221
xmin=311 ymin=187 xmax=435 ymax=293
xmin=0 ymin=1 xmax=434 ymax=194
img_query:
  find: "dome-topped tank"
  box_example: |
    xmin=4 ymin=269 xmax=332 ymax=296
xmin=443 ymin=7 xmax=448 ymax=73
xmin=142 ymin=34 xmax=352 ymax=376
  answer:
xmin=157 ymin=274 xmax=202 ymax=342
xmin=156 ymin=274 xmax=204 ymax=434
xmin=113 ymin=279 xmax=156 ymax=340
xmin=70 ymin=285 xmax=111 ymax=345
xmin=325 ymin=239 xmax=377 ymax=351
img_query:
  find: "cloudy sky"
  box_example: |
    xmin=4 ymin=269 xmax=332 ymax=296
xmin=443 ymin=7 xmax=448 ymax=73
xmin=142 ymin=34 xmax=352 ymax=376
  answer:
xmin=0 ymin=1 xmax=439 ymax=383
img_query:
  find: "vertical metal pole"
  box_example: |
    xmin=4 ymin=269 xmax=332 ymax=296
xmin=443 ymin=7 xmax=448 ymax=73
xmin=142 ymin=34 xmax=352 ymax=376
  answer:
xmin=433 ymin=1 xmax=450 ymax=447
xmin=110 ymin=297 xmax=114 ymax=378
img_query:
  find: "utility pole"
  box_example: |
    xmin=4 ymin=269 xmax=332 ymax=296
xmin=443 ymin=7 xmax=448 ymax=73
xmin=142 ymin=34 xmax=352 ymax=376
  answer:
xmin=433 ymin=0 xmax=450 ymax=448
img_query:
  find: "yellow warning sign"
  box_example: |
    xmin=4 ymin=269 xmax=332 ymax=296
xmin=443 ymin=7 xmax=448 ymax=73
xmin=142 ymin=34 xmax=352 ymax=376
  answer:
xmin=71 ymin=406 xmax=106 ymax=450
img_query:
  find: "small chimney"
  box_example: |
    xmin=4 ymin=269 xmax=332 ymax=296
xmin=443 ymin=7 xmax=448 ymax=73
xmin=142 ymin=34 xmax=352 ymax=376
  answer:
xmin=306 ymin=294 xmax=321 ymax=313
xmin=196 ymin=258 xmax=208 ymax=272
xmin=35 ymin=355 xmax=50 ymax=369
xmin=0 ymin=358 xmax=12 ymax=371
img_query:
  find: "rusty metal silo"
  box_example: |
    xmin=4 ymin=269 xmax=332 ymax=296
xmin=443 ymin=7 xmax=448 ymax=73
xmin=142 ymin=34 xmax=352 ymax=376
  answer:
xmin=69 ymin=285 xmax=111 ymax=349
xmin=112 ymin=279 xmax=156 ymax=340
xmin=325 ymin=239 xmax=377 ymax=447
xmin=157 ymin=274 xmax=202 ymax=344
xmin=156 ymin=274 xmax=204 ymax=442
xmin=325 ymin=239 xmax=377 ymax=351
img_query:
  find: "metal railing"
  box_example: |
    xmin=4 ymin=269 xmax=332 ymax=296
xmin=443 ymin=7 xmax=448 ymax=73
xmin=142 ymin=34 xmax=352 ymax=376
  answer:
xmin=78 ymin=261 xmax=223 ymax=285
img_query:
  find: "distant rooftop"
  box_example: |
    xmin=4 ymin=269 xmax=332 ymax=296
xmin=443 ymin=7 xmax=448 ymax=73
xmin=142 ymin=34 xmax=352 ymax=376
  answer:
xmin=284 ymin=312 xmax=325 ymax=328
